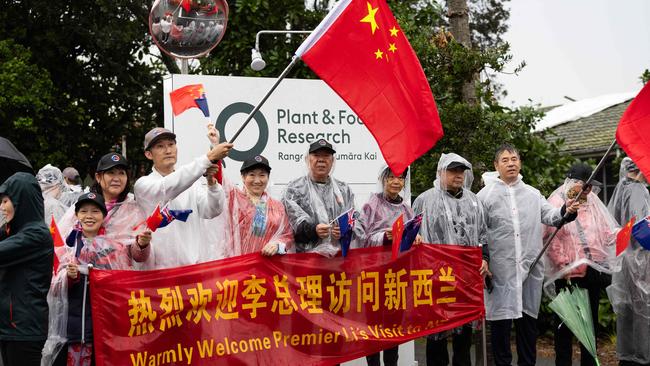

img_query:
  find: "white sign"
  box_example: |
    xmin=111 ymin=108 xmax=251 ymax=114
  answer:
xmin=163 ymin=74 xmax=410 ymax=206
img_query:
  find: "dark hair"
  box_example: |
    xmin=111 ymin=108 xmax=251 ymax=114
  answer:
xmin=241 ymin=165 xmax=271 ymax=176
xmin=494 ymin=143 xmax=520 ymax=162
xmin=91 ymin=167 xmax=130 ymax=203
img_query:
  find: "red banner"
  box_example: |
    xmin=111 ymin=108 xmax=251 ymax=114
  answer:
xmin=90 ymin=244 xmax=484 ymax=366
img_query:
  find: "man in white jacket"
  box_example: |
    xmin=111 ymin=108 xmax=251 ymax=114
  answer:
xmin=477 ymin=144 xmax=579 ymax=366
xmin=135 ymin=127 xmax=232 ymax=269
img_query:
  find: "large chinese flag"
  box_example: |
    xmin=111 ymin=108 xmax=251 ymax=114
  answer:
xmin=296 ymin=0 xmax=443 ymax=176
xmin=616 ymin=82 xmax=650 ymax=178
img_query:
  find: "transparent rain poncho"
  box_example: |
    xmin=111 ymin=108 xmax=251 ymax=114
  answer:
xmin=42 ymin=235 xmax=131 ymax=365
xmin=36 ymin=164 xmax=81 ymax=222
xmin=281 ymin=151 xmax=361 ymax=257
xmin=413 ymin=153 xmax=486 ymax=339
xmin=221 ymin=177 xmax=294 ymax=257
xmin=477 ymin=168 xmax=564 ymax=321
xmin=543 ymin=178 xmax=619 ymax=293
xmin=605 ymin=157 xmax=650 ymax=364
xmin=360 ymin=166 xmax=414 ymax=247
xmin=413 ymin=153 xmax=487 ymax=247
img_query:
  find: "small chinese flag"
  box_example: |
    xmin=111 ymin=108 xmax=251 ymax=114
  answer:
xmin=617 ymin=216 xmax=635 ymax=256
xmin=296 ymin=0 xmax=443 ymax=176
xmin=169 ymin=84 xmax=210 ymax=117
xmin=49 ymin=215 xmax=65 ymax=271
xmin=616 ymin=82 xmax=650 ymax=179
xmin=391 ymin=214 xmax=404 ymax=260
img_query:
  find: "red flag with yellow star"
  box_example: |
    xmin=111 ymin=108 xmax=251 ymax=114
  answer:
xmin=296 ymin=0 xmax=443 ymax=176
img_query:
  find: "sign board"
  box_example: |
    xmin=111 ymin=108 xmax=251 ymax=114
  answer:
xmin=163 ymin=74 xmax=410 ymax=206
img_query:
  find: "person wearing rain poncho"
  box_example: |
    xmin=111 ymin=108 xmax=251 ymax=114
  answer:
xmin=135 ymin=127 xmax=232 ymax=268
xmin=221 ymin=155 xmax=294 ymax=257
xmin=62 ymin=167 xmax=83 ymax=193
xmin=477 ymin=144 xmax=579 ymax=366
xmin=43 ymin=192 xmax=151 ymax=366
xmin=36 ymin=164 xmax=81 ymax=222
xmin=360 ymin=166 xmax=420 ymax=366
xmin=606 ymin=157 xmax=650 ymax=366
xmin=0 ymin=173 xmax=53 ymax=366
xmin=282 ymin=139 xmax=361 ymax=256
xmin=58 ymin=153 xmax=151 ymax=264
xmin=543 ymin=163 xmax=618 ymax=366
xmin=412 ymin=153 xmax=490 ymax=366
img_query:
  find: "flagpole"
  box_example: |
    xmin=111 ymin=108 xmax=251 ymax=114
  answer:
xmin=525 ymin=138 xmax=618 ymax=281
xmin=228 ymin=56 xmax=301 ymax=143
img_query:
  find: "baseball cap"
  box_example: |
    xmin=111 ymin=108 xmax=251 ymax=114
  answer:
xmin=96 ymin=153 xmax=128 ymax=172
xmin=144 ymin=127 xmax=176 ymax=151
xmin=308 ymin=139 xmax=336 ymax=154
xmin=567 ymin=163 xmax=602 ymax=186
xmin=75 ymin=192 xmax=107 ymax=216
xmin=240 ymin=155 xmax=271 ymax=173
xmin=446 ymin=161 xmax=471 ymax=171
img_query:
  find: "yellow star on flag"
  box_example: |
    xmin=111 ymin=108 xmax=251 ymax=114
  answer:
xmin=389 ymin=26 xmax=399 ymax=37
xmin=374 ymin=49 xmax=384 ymax=59
xmin=388 ymin=43 xmax=397 ymax=53
xmin=360 ymin=2 xmax=379 ymax=34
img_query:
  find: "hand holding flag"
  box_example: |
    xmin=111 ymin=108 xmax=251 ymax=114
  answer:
xmin=135 ymin=204 xmax=193 ymax=232
xmin=207 ymin=124 xmax=224 ymax=185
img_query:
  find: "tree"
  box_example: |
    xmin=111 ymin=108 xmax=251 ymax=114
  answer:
xmin=0 ymin=0 xmax=569 ymax=197
xmin=0 ymin=0 xmax=165 ymax=175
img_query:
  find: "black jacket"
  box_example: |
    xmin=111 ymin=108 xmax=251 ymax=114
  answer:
xmin=0 ymin=172 xmax=53 ymax=341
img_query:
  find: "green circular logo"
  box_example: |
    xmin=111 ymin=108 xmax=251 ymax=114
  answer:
xmin=215 ymin=102 xmax=269 ymax=162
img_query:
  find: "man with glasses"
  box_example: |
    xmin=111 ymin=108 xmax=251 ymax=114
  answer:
xmin=282 ymin=139 xmax=360 ymax=256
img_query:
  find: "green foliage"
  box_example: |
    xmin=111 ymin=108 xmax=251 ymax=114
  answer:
xmin=0 ymin=0 xmax=570 ymax=194
xmin=641 ymin=69 xmax=650 ymax=84
xmin=402 ymin=27 xmax=572 ymax=196
xmin=0 ymin=1 xmax=164 ymax=174
xmin=199 ymin=0 xmax=327 ymax=79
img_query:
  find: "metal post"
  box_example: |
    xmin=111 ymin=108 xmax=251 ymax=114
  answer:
xmin=228 ymin=56 xmax=301 ymax=143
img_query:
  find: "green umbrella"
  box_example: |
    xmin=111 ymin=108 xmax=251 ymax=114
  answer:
xmin=548 ymin=286 xmax=600 ymax=366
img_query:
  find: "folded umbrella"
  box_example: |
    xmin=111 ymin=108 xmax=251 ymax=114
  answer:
xmin=549 ymin=286 xmax=601 ymax=366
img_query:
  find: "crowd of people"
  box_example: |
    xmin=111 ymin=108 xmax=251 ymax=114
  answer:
xmin=1 ymin=127 xmax=649 ymax=366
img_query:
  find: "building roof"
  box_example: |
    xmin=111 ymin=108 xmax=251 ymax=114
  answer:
xmin=544 ymin=100 xmax=632 ymax=156
xmin=535 ymin=92 xmax=637 ymax=132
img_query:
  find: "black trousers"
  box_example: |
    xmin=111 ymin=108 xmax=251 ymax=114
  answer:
xmin=619 ymin=361 xmax=650 ymax=366
xmin=0 ymin=340 xmax=45 ymax=366
xmin=366 ymin=345 xmax=399 ymax=366
xmin=426 ymin=325 xmax=472 ymax=366
xmin=490 ymin=313 xmax=537 ymax=366
xmin=554 ymin=267 xmax=611 ymax=366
